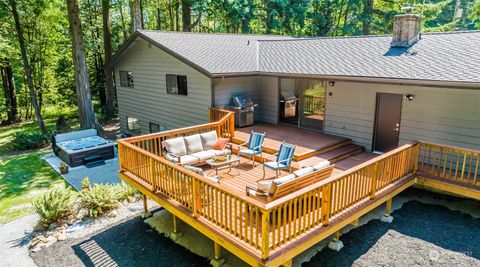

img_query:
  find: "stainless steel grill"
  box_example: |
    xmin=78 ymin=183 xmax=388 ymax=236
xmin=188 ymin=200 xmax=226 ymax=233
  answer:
xmin=229 ymin=95 xmax=257 ymax=127
xmin=280 ymin=90 xmax=299 ymax=121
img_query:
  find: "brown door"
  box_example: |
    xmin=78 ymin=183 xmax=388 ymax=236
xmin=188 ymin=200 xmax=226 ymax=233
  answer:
xmin=373 ymin=93 xmax=403 ymax=153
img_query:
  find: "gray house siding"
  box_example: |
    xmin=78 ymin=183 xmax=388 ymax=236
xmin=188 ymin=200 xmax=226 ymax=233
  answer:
xmin=114 ymin=38 xmax=211 ymax=134
xmin=212 ymin=76 xmax=279 ymax=124
xmin=324 ymin=81 xmax=480 ymax=151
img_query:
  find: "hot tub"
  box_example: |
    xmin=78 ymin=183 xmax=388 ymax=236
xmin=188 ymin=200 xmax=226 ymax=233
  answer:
xmin=53 ymin=129 xmax=115 ymax=167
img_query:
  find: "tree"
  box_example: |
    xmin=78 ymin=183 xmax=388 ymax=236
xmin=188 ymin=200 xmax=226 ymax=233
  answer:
xmin=181 ymin=0 xmax=202 ymax=32
xmin=132 ymin=0 xmax=142 ymax=31
xmin=66 ymin=0 xmax=99 ymax=130
xmin=1 ymin=63 xmax=17 ymax=124
xmin=9 ymin=0 xmax=47 ymax=134
xmin=102 ymin=0 xmax=115 ymax=119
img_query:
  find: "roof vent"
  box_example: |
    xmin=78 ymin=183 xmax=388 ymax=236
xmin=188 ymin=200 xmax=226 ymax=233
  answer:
xmin=391 ymin=6 xmax=421 ymax=48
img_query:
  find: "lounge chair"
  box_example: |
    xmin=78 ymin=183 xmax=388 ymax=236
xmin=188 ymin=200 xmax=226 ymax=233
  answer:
xmin=237 ymin=131 xmax=265 ymax=167
xmin=262 ymin=142 xmax=296 ymax=179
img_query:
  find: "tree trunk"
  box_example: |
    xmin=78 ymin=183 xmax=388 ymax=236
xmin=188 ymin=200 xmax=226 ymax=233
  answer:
xmin=117 ymin=0 xmax=128 ymax=41
xmin=156 ymin=0 xmax=162 ymax=30
xmin=362 ymin=0 xmax=374 ymax=35
xmin=181 ymin=0 xmax=191 ymax=31
xmin=102 ymin=0 xmax=115 ymax=119
xmin=66 ymin=0 xmax=100 ymax=130
xmin=1 ymin=65 xmax=18 ymax=124
xmin=132 ymin=0 xmax=142 ymax=31
xmin=10 ymin=0 xmax=46 ymax=134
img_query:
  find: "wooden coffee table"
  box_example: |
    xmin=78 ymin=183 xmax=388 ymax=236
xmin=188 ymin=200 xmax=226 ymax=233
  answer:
xmin=206 ymin=155 xmax=240 ymax=175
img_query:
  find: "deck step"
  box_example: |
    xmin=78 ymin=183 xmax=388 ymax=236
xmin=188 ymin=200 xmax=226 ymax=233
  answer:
xmin=297 ymin=144 xmax=364 ymax=167
xmin=83 ymin=155 xmax=105 ymax=168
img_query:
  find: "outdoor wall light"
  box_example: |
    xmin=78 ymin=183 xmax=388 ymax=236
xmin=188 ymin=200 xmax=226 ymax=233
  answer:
xmin=328 ymin=92 xmax=333 ymax=98
xmin=405 ymin=94 xmax=415 ymax=101
xmin=328 ymin=81 xmax=335 ymax=87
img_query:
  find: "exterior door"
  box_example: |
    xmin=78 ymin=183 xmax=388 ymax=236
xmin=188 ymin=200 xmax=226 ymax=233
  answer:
xmin=373 ymin=93 xmax=403 ymax=153
xmin=298 ymin=80 xmax=325 ymax=131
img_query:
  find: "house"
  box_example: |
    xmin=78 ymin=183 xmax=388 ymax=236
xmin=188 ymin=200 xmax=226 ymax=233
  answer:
xmin=111 ymin=13 xmax=480 ymax=153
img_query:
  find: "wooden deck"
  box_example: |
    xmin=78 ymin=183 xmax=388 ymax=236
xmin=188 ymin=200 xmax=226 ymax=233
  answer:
xmin=233 ymin=123 xmax=352 ymax=160
xmin=117 ymin=109 xmax=480 ymax=267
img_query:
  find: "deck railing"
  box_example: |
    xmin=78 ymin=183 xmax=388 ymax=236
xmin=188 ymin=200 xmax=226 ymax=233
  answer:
xmin=117 ymin=113 xmax=479 ymax=262
xmin=416 ymin=142 xmax=480 ymax=186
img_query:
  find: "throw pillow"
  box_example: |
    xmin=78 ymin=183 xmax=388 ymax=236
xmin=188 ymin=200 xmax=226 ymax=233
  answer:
xmin=212 ymin=138 xmax=228 ymax=150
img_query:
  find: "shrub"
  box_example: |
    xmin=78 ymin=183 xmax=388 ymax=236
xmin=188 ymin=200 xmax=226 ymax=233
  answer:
xmin=13 ymin=132 xmax=50 ymax=150
xmin=80 ymin=184 xmax=119 ymax=218
xmin=32 ymin=189 xmax=75 ymax=228
xmin=114 ymin=183 xmax=139 ymax=202
xmin=81 ymin=177 xmax=91 ymax=190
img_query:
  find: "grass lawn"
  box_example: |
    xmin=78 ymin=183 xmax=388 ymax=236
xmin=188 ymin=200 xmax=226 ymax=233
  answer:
xmin=0 ymin=108 xmax=79 ymax=224
xmin=0 ymin=150 xmax=72 ymax=224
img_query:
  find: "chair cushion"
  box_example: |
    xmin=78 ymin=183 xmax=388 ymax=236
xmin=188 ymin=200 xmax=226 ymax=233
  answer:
xmin=258 ymin=180 xmax=272 ymax=192
xmin=204 ymin=175 xmax=219 ymax=183
xmin=162 ymin=137 xmax=187 ymax=156
xmin=247 ymin=132 xmax=265 ymax=152
xmin=184 ymin=134 xmax=204 ymax=154
xmin=273 ymin=174 xmax=296 ymax=185
xmin=276 ymin=143 xmax=295 ymax=165
xmin=239 ymin=149 xmax=261 ymax=156
xmin=264 ymin=162 xmax=287 ymax=170
xmin=212 ymin=138 xmax=228 ymax=150
xmin=312 ymin=160 xmax=331 ymax=170
xmin=200 ymin=131 xmax=218 ymax=150
xmin=191 ymin=150 xmax=216 ymax=161
xmin=293 ymin=167 xmax=315 ymax=177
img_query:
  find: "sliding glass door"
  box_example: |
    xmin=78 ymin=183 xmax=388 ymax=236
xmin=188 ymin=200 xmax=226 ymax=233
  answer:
xmin=298 ymin=80 xmax=325 ymax=131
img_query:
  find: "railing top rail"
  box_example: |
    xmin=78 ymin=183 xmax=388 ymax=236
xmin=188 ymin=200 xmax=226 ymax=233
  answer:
xmin=119 ymin=108 xmax=234 ymax=144
xmin=418 ymin=141 xmax=480 ymax=154
xmin=265 ymin=141 xmax=419 ymax=209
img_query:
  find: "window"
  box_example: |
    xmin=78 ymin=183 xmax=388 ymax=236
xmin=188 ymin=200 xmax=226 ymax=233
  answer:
xmin=120 ymin=71 xmax=134 ymax=87
xmin=166 ymin=74 xmax=188 ymax=95
xmin=149 ymin=122 xmax=167 ymax=133
xmin=126 ymin=116 xmax=141 ymax=135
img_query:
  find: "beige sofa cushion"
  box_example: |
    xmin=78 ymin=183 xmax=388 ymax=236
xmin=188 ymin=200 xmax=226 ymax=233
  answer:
xmin=269 ymin=174 xmax=296 ymax=195
xmin=184 ymin=134 xmax=204 ymax=154
xmin=167 ymin=154 xmax=199 ymax=165
xmin=162 ymin=137 xmax=187 ymax=156
xmin=312 ymin=160 xmax=330 ymax=170
xmin=200 ymin=131 xmax=218 ymax=150
xmin=258 ymin=180 xmax=272 ymax=193
xmin=191 ymin=150 xmax=216 ymax=161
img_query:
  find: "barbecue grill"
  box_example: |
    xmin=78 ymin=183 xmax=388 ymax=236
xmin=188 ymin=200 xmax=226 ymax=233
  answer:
xmin=229 ymin=95 xmax=257 ymax=127
xmin=280 ymin=90 xmax=299 ymax=121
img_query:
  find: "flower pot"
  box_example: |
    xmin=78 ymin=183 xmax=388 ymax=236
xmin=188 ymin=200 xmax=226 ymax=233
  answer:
xmin=60 ymin=166 xmax=69 ymax=174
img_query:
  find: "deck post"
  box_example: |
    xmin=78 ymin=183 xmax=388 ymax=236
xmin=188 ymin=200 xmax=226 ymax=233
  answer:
xmin=192 ymin=179 xmax=202 ymax=218
xmin=282 ymin=259 xmax=293 ymax=267
xmin=141 ymin=194 xmax=152 ymax=218
xmin=370 ymin=162 xmax=379 ymax=200
xmin=229 ymin=113 xmax=235 ymax=138
xmin=328 ymin=230 xmax=344 ymax=251
xmin=173 ymin=215 xmax=178 ymax=233
xmin=261 ymin=210 xmax=270 ymax=261
xmin=385 ymin=198 xmax=392 ymax=216
xmin=321 ymin=183 xmax=332 ymax=225
xmin=214 ymin=242 xmax=221 ymax=259
xmin=150 ymin=158 xmax=157 ymax=190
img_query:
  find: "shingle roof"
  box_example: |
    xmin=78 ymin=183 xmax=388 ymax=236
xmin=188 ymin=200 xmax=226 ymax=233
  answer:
xmin=134 ymin=30 xmax=480 ymax=84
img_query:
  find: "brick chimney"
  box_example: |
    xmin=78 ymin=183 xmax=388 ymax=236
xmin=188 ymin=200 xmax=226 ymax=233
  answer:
xmin=391 ymin=8 xmax=421 ymax=48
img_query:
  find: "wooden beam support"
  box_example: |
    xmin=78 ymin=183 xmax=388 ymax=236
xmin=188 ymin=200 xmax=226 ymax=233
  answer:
xmin=385 ymin=198 xmax=392 ymax=216
xmin=214 ymin=242 xmax=221 ymax=260
xmin=282 ymin=259 xmax=292 ymax=267
xmin=334 ymin=230 xmax=340 ymax=240
xmin=350 ymin=218 xmax=360 ymax=227
xmin=173 ymin=215 xmax=178 ymax=233
xmin=142 ymin=194 xmax=148 ymax=212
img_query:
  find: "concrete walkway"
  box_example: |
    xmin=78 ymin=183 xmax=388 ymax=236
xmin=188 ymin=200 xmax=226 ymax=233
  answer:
xmin=0 ymin=214 xmax=38 ymax=267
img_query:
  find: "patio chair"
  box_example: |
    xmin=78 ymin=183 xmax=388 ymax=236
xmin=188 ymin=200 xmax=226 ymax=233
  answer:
xmin=262 ymin=142 xmax=296 ymax=179
xmin=237 ymin=131 xmax=266 ymax=168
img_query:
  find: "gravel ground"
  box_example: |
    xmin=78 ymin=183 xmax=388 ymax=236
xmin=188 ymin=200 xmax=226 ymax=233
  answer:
xmin=304 ymin=200 xmax=480 ymax=267
xmin=30 ymin=190 xmax=480 ymax=267
xmin=30 ymin=210 xmax=209 ymax=267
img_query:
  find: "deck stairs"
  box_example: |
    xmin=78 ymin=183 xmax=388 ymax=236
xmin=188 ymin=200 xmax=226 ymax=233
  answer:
xmin=231 ymin=134 xmax=364 ymax=169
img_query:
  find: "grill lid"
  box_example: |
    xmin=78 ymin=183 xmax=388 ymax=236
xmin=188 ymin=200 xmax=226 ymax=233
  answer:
xmin=232 ymin=95 xmax=254 ymax=107
xmin=281 ymin=90 xmax=297 ymax=100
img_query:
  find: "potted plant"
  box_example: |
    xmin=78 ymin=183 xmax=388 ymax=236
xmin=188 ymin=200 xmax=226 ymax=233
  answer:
xmin=59 ymin=161 xmax=69 ymax=174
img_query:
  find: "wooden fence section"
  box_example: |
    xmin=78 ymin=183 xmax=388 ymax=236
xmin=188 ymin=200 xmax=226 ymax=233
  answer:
xmin=416 ymin=142 xmax=480 ymax=186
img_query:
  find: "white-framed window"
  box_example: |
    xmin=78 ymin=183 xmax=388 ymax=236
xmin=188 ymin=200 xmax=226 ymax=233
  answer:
xmin=126 ymin=116 xmax=141 ymax=135
xmin=120 ymin=71 xmax=134 ymax=88
xmin=166 ymin=74 xmax=187 ymax=95
xmin=149 ymin=122 xmax=167 ymax=133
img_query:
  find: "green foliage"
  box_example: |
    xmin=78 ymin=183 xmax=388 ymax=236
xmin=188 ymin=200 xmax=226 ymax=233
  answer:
xmin=32 ymin=189 xmax=75 ymax=228
xmin=81 ymin=177 xmax=91 ymax=190
xmin=12 ymin=132 xmax=50 ymax=150
xmin=114 ymin=183 xmax=139 ymax=202
xmin=80 ymin=184 xmax=119 ymax=218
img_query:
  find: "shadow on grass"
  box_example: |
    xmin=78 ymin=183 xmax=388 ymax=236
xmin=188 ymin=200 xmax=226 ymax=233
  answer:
xmin=303 ymin=190 xmax=480 ymax=266
xmin=71 ymin=214 xmax=209 ymax=267
xmin=0 ymin=151 xmax=69 ymax=200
